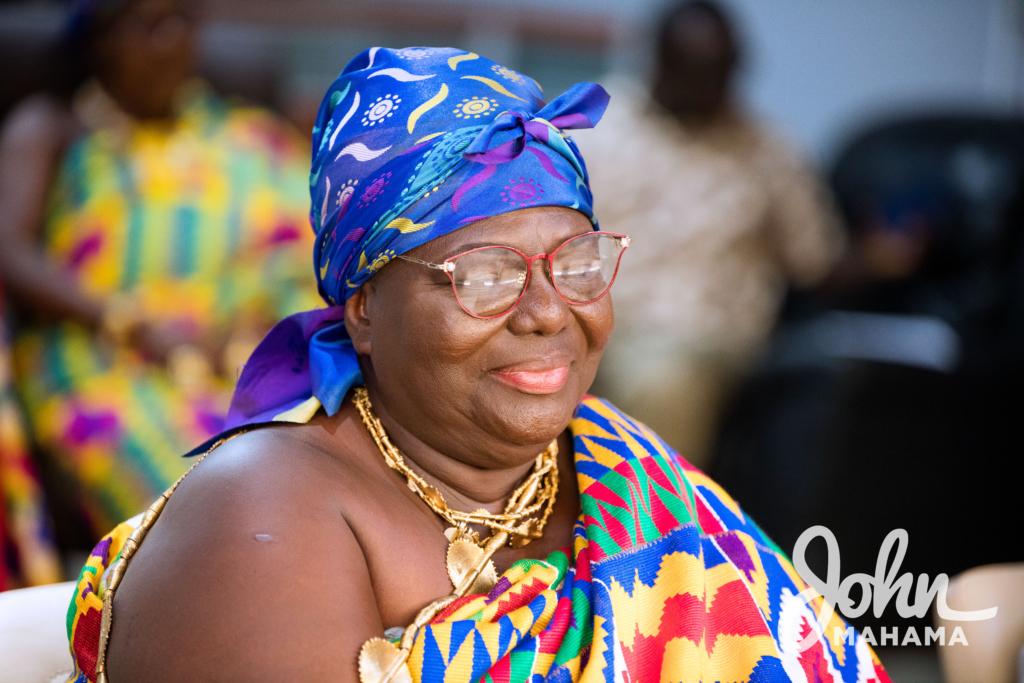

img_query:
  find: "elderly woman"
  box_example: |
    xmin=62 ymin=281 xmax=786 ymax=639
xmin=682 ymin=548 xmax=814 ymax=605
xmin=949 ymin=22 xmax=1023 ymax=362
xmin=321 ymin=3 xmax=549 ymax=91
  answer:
xmin=64 ymin=49 xmax=887 ymax=683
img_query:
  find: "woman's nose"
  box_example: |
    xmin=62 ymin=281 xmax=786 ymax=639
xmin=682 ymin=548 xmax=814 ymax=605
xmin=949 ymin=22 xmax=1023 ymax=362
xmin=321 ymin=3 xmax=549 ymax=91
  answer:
xmin=506 ymin=258 xmax=572 ymax=336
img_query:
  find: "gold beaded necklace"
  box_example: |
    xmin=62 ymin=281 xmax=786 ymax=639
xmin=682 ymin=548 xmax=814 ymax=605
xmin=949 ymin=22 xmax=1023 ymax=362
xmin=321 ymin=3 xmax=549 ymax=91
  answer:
xmin=352 ymin=386 xmax=560 ymax=683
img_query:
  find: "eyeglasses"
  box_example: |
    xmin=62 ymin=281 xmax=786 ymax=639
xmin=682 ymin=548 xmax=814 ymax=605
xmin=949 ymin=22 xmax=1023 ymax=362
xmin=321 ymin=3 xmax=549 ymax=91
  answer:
xmin=398 ymin=231 xmax=630 ymax=318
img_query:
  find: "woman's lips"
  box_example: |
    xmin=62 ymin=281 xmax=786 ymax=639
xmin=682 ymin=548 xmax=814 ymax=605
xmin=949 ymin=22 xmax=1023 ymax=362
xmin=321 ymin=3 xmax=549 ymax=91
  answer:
xmin=493 ymin=365 xmax=570 ymax=394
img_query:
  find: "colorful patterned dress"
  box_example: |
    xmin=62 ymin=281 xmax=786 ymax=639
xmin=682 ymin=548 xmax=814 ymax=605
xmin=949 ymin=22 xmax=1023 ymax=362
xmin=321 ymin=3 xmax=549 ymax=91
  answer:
xmin=66 ymin=397 xmax=889 ymax=682
xmin=1 ymin=283 xmax=61 ymax=590
xmin=13 ymin=83 xmax=319 ymax=537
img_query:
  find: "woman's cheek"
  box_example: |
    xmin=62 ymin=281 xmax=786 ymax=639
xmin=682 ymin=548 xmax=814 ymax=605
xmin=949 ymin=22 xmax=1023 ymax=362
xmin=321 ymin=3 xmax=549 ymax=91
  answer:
xmin=418 ymin=311 xmax=502 ymax=366
xmin=583 ymin=299 xmax=615 ymax=356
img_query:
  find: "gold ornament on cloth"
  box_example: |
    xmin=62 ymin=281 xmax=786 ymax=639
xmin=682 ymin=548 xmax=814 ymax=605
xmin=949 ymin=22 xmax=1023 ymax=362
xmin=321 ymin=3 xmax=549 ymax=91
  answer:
xmin=351 ymin=387 xmax=559 ymax=683
xmin=359 ymin=639 xmax=414 ymax=683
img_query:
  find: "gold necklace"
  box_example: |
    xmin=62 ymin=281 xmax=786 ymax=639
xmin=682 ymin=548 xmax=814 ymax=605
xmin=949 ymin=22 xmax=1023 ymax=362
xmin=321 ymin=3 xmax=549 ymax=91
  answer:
xmin=353 ymin=387 xmax=560 ymax=683
xmin=352 ymin=387 xmax=558 ymax=590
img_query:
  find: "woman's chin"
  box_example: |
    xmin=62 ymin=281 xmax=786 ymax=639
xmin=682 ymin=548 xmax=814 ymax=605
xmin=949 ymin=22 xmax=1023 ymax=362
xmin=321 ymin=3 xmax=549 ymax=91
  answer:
xmin=474 ymin=376 xmax=581 ymax=447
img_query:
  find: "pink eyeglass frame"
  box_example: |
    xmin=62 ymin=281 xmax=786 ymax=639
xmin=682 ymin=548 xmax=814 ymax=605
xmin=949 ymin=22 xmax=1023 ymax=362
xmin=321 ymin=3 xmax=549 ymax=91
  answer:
xmin=397 ymin=231 xmax=631 ymax=319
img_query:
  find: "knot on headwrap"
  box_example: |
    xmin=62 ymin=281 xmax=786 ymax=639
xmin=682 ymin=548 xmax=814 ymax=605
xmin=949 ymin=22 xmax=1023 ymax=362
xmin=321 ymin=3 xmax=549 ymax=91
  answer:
xmin=213 ymin=47 xmax=609 ymax=438
xmin=462 ymin=82 xmax=611 ymax=174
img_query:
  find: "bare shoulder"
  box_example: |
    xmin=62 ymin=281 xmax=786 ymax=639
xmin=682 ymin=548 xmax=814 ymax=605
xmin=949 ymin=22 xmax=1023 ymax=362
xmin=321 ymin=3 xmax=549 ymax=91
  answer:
xmin=107 ymin=417 xmax=383 ymax=682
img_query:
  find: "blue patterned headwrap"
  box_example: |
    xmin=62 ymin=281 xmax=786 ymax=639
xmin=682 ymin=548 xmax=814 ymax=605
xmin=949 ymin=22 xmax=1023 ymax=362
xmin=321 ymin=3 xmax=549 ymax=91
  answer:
xmin=311 ymin=46 xmax=608 ymax=304
xmin=220 ymin=47 xmax=609 ymax=434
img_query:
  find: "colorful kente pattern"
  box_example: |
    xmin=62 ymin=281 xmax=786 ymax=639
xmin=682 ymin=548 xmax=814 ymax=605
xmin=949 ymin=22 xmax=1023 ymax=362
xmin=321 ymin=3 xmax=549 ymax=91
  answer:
xmin=65 ymin=397 xmax=890 ymax=682
xmin=66 ymin=513 xmax=138 ymax=682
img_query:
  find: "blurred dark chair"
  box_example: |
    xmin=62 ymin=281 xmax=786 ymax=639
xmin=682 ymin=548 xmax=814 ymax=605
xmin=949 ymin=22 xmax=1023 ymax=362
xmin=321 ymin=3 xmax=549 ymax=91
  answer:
xmin=709 ymin=114 xmax=1024 ymax=635
xmin=829 ymin=115 xmax=1024 ymax=369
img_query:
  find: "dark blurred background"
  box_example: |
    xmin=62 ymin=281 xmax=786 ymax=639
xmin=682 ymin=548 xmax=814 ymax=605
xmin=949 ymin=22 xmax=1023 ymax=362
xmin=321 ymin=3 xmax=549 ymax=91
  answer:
xmin=2 ymin=1 xmax=1024 ymax=681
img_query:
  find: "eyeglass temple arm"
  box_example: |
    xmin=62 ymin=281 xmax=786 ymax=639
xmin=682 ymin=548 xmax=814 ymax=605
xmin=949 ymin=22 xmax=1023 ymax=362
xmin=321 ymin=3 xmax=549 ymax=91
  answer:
xmin=397 ymin=255 xmax=456 ymax=273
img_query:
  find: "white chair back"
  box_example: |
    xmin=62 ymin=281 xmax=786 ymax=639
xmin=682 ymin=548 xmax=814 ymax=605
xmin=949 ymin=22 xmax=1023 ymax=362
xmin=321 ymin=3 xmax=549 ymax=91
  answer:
xmin=0 ymin=582 xmax=76 ymax=683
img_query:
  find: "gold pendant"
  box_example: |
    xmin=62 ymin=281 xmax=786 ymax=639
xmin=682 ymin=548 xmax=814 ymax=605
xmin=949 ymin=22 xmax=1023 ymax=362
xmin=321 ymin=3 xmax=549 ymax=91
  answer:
xmin=509 ymin=518 xmax=542 ymax=548
xmin=446 ymin=538 xmax=498 ymax=595
xmin=359 ymin=638 xmax=413 ymax=683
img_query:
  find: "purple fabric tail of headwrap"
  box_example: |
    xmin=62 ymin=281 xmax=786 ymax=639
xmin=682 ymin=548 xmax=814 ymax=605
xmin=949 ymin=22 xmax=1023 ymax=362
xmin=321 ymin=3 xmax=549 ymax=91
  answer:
xmin=196 ymin=47 xmax=608 ymax=451
xmin=223 ymin=307 xmax=353 ymax=428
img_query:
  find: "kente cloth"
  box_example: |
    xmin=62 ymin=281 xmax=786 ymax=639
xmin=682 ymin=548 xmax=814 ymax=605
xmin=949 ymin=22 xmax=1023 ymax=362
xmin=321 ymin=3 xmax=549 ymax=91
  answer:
xmin=221 ymin=47 xmax=608 ymax=434
xmin=13 ymin=83 xmax=319 ymax=535
xmin=65 ymin=397 xmax=889 ymax=682
xmin=1 ymin=286 xmax=61 ymax=590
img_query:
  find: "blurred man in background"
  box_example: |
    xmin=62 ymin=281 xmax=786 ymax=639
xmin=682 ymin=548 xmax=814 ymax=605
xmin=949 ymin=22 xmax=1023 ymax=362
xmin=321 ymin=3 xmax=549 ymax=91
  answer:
xmin=578 ymin=0 xmax=843 ymax=465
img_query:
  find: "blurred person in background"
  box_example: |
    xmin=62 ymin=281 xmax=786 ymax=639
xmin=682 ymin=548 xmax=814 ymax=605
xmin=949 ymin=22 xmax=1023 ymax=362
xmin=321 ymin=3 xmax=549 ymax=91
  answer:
xmin=576 ymin=0 xmax=843 ymax=466
xmin=0 ymin=0 xmax=318 ymax=544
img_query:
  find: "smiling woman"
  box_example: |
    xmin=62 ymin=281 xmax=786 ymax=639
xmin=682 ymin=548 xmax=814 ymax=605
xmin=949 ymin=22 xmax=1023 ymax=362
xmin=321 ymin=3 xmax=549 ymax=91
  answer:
xmin=63 ymin=48 xmax=889 ymax=683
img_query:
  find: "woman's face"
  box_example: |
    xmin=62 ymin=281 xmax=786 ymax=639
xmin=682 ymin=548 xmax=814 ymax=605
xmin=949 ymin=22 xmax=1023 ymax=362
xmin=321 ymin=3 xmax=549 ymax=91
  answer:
xmin=94 ymin=0 xmax=195 ymax=119
xmin=350 ymin=207 xmax=615 ymax=467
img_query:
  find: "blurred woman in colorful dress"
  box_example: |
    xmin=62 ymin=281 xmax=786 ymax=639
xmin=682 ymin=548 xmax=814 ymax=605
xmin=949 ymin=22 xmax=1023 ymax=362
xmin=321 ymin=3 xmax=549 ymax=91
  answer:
xmin=0 ymin=0 xmax=318 ymax=538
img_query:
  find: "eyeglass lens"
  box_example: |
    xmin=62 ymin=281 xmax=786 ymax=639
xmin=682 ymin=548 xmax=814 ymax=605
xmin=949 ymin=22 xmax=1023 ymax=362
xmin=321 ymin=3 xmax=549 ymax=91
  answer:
xmin=450 ymin=233 xmax=625 ymax=317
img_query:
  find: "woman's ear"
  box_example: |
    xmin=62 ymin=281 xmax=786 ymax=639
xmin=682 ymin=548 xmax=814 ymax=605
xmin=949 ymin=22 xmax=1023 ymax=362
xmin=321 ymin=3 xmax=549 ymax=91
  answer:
xmin=344 ymin=283 xmax=374 ymax=356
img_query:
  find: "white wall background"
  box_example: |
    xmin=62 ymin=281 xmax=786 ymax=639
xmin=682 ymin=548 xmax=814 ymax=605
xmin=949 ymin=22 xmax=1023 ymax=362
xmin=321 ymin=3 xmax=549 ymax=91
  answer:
xmin=590 ymin=0 xmax=1024 ymax=164
xmin=720 ymin=0 xmax=1024 ymax=163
